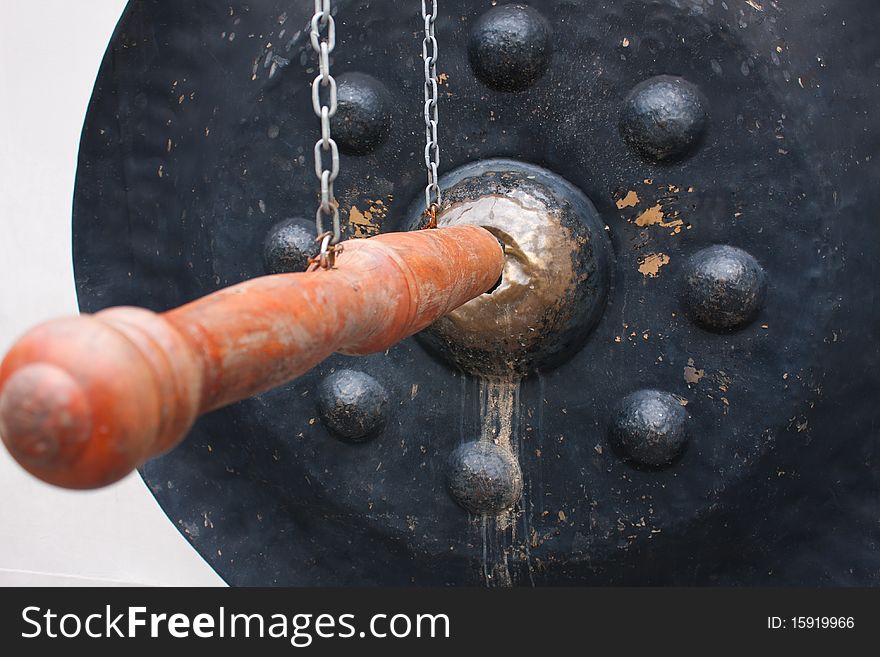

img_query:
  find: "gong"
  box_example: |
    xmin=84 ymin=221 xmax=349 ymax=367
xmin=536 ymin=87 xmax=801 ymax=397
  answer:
xmin=73 ymin=0 xmax=880 ymax=585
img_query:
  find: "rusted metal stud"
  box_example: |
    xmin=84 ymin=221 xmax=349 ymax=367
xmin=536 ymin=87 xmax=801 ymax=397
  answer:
xmin=333 ymin=72 xmax=392 ymax=156
xmin=609 ymin=389 xmax=689 ymax=470
xmin=317 ymin=369 xmax=389 ymax=443
xmin=446 ymin=441 xmax=523 ymax=514
xmin=679 ymin=245 xmax=767 ymax=332
xmin=619 ymin=75 xmax=708 ymax=163
xmin=468 ymin=4 xmax=552 ymax=93
xmin=263 ymin=217 xmax=316 ymax=274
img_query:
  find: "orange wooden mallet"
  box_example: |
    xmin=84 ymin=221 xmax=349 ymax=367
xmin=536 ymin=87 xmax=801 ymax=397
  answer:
xmin=0 ymin=226 xmax=503 ymax=489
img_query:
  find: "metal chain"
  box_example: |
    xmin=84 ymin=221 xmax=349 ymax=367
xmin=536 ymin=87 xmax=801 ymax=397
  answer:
xmin=309 ymin=0 xmax=342 ymax=269
xmin=421 ymin=0 xmax=441 ymax=228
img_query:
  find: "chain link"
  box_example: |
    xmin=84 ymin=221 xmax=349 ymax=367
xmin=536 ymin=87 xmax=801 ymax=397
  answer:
xmin=308 ymin=1 xmax=440 ymax=259
xmin=309 ymin=0 xmax=342 ymax=268
xmin=421 ymin=0 xmax=441 ymax=226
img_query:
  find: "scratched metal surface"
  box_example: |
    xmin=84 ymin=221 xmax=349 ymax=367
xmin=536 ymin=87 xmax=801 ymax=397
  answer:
xmin=73 ymin=0 xmax=879 ymax=585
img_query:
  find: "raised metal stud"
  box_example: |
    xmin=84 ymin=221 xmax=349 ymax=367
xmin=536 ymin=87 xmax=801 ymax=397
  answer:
xmin=679 ymin=244 xmax=767 ymax=332
xmin=619 ymin=75 xmax=708 ymax=163
xmin=317 ymin=369 xmax=389 ymax=443
xmin=333 ymin=72 xmax=392 ymax=156
xmin=263 ymin=217 xmax=317 ymax=274
xmin=446 ymin=441 xmax=523 ymax=514
xmin=609 ymin=389 xmax=689 ymax=470
xmin=468 ymin=4 xmax=552 ymax=93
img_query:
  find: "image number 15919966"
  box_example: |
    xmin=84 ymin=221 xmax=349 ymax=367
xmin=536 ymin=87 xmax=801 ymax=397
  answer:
xmin=768 ymin=617 xmax=855 ymax=630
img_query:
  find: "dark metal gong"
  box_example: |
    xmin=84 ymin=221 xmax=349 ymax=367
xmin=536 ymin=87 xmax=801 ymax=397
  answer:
xmin=73 ymin=0 xmax=880 ymax=585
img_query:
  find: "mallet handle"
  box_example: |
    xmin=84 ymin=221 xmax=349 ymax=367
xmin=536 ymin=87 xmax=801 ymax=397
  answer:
xmin=0 ymin=225 xmax=503 ymax=489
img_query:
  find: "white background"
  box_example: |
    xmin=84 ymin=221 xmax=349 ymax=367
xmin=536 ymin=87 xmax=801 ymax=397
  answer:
xmin=0 ymin=0 xmax=224 ymax=586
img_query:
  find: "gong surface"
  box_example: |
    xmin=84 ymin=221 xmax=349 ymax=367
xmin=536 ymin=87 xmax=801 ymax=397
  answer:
xmin=73 ymin=0 xmax=880 ymax=585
